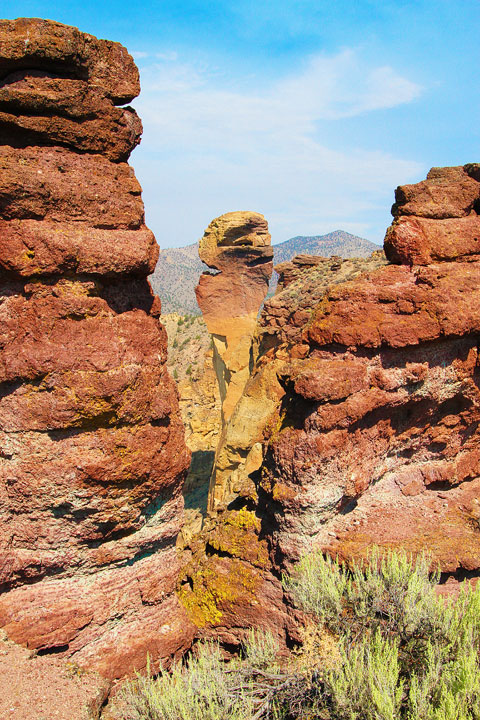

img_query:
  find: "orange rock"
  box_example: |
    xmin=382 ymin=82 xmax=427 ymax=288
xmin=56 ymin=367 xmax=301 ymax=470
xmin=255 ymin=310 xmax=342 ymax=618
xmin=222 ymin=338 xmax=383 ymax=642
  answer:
xmin=0 ymin=146 xmax=144 ymax=227
xmin=195 ymin=211 xmax=273 ymax=425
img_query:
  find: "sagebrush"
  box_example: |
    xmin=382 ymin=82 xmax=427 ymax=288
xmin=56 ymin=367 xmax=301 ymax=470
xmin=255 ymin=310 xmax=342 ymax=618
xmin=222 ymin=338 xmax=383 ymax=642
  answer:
xmin=117 ymin=548 xmax=480 ymax=720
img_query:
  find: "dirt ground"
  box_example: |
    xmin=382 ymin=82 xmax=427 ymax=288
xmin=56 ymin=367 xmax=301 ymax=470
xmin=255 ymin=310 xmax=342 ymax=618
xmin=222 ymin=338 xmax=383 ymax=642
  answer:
xmin=0 ymin=632 xmax=110 ymax=720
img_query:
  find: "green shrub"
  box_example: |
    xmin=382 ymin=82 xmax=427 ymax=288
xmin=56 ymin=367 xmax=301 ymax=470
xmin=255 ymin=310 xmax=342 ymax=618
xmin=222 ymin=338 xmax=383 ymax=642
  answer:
xmin=242 ymin=628 xmax=280 ymax=671
xmin=284 ymin=548 xmax=480 ymax=720
xmin=118 ymin=644 xmax=256 ymax=720
xmin=116 ymin=549 xmax=480 ymax=720
xmin=284 ymin=547 xmax=439 ymax=639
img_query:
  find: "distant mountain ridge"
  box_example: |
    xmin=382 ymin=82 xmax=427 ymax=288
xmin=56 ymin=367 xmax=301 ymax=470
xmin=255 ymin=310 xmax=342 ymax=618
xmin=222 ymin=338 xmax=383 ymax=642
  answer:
xmin=150 ymin=230 xmax=380 ymax=315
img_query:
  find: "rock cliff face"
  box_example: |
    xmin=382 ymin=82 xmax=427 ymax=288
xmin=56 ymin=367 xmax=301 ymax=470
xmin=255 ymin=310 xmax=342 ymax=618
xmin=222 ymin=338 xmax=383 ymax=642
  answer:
xmin=163 ymin=313 xmax=221 ymax=541
xmin=200 ymin=166 xmax=480 ymax=606
xmin=0 ymin=18 xmax=194 ymax=678
xmin=177 ymin=214 xmax=292 ymax=645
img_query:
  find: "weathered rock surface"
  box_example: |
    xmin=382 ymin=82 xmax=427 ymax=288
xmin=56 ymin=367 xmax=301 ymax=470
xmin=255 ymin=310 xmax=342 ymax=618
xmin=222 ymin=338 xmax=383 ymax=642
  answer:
xmin=195 ymin=212 xmax=273 ymax=426
xmin=177 ymin=214 xmax=292 ymax=647
xmin=0 ymin=146 xmax=144 ymax=224
xmin=0 ymin=19 xmax=142 ymax=161
xmin=207 ymin=251 xmax=388 ymax=512
xmin=0 ymin=19 xmax=195 ymax=679
xmin=0 ymin=18 xmax=139 ymax=103
xmin=163 ymin=313 xmax=221 ymax=542
xmin=201 ymin=166 xmax=480 ymax=599
xmin=0 ymin=71 xmax=142 ymax=161
xmin=0 ymin=220 xmax=157 ymax=277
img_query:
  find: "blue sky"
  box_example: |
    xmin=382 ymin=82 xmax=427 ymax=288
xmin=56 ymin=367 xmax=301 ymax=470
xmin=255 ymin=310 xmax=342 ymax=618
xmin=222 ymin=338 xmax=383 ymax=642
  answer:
xmin=4 ymin=1 xmax=480 ymax=247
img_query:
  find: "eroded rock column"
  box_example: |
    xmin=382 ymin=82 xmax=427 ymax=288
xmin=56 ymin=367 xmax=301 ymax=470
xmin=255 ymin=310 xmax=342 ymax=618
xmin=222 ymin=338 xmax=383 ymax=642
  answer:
xmin=195 ymin=212 xmax=273 ymax=510
xmin=0 ymin=18 xmax=195 ymax=678
xmin=195 ymin=212 xmax=273 ymax=423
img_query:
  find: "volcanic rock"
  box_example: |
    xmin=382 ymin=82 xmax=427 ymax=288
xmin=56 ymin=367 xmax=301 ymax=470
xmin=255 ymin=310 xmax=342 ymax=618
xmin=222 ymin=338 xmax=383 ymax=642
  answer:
xmin=0 ymin=19 xmax=194 ymax=679
xmin=195 ymin=212 xmax=273 ymax=425
xmin=178 ymin=214 xmax=292 ymax=647
xmin=202 ymin=166 xmax=480 ymax=587
xmin=0 ymin=18 xmax=139 ymax=103
xmin=0 ymin=71 xmax=142 ymax=161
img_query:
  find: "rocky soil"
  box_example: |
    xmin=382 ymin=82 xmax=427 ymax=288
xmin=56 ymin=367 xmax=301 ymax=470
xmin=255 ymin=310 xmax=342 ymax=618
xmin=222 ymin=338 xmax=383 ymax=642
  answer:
xmin=0 ymin=631 xmax=109 ymax=720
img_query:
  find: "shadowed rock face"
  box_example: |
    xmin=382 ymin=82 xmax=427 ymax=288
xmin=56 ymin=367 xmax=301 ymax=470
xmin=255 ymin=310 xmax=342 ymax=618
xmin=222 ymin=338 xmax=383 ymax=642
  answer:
xmin=0 ymin=18 xmax=195 ymax=679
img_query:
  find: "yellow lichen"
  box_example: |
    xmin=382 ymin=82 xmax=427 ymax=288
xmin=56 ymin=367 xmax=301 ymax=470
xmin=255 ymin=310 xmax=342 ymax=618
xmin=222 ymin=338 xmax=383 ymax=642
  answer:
xmin=272 ymin=482 xmax=297 ymax=503
xmin=178 ymin=557 xmax=259 ymax=627
xmin=208 ymin=509 xmax=269 ymax=568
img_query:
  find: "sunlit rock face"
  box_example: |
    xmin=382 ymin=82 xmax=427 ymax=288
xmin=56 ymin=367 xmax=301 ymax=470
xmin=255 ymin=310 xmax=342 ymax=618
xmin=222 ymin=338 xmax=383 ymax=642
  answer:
xmin=195 ymin=212 xmax=273 ymax=424
xmin=0 ymin=18 xmax=195 ymax=679
xmin=196 ymin=166 xmax=480 ymax=596
xmin=254 ymin=165 xmax=480 ymax=580
xmin=194 ymin=211 xmax=273 ymax=511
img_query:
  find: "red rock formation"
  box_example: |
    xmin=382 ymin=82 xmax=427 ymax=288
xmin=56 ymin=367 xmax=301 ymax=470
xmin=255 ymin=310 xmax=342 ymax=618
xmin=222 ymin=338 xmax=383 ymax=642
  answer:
xmin=199 ymin=166 xmax=480 ymax=598
xmin=254 ymin=165 xmax=480 ymax=578
xmin=0 ymin=18 xmax=195 ymax=678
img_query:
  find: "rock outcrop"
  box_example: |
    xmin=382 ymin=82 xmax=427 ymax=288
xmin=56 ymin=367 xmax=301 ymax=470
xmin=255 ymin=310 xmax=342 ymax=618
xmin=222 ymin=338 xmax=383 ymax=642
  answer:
xmin=177 ymin=214 xmax=292 ymax=646
xmin=195 ymin=212 xmax=273 ymax=425
xmin=0 ymin=18 xmax=195 ymax=678
xmin=201 ymin=166 xmax=480 ymax=594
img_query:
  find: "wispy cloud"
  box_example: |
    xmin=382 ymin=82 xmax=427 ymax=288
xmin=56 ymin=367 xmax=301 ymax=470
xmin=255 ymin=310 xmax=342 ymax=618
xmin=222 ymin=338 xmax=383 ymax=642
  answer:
xmin=132 ymin=49 xmax=423 ymax=247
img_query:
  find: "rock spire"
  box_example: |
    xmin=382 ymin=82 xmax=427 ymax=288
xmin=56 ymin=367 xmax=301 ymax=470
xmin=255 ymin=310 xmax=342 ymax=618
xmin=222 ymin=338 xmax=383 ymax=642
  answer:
xmin=0 ymin=18 xmax=195 ymax=678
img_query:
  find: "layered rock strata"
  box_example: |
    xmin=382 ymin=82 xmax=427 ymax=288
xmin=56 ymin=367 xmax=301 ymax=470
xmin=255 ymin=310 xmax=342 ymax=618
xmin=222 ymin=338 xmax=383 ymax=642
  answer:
xmin=0 ymin=18 xmax=194 ymax=678
xmin=202 ymin=166 xmax=480 ymax=588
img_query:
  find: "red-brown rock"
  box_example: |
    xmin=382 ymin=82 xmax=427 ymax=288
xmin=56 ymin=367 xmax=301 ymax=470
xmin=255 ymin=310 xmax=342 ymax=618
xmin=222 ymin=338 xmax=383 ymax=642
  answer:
xmin=385 ymin=215 xmax=480 ymax=265
xmin=0 ymin=71 xmax=142 ymax=160
xmin=0 ymin=18 xmax=139 ymax=103
xmin=0 ymin=146 xmax=144 ymax=227
xmin=392 ymin=165 xmax=480 ymax=219
xmin=0 ymin=19 xmax=194 ymax=678
xmin=203 ymin=166 xmax=480 ymax=589
xmin=0 ymin=220 xmax=158 ymax=277
xmin=306 ymin=261 xmax=480 ymax=349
